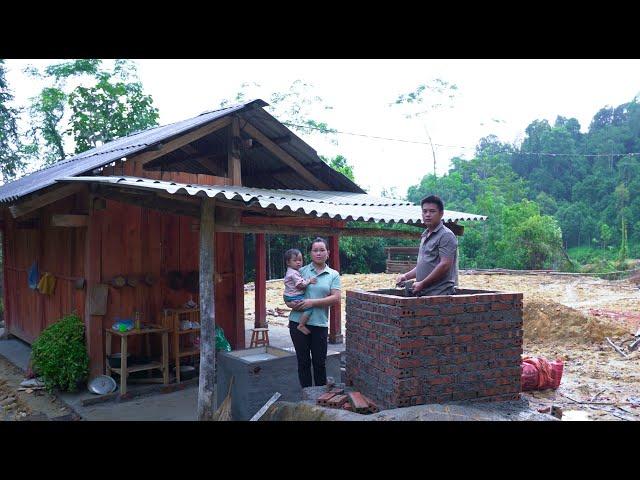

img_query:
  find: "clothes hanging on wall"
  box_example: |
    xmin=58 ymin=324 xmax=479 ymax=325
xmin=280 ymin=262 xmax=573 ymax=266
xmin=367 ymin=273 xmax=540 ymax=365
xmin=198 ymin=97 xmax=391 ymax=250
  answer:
xmin=28 ymin=262 xmax=39 ymax=289
xmin=37 ymin=272 xmax=56 ymax=295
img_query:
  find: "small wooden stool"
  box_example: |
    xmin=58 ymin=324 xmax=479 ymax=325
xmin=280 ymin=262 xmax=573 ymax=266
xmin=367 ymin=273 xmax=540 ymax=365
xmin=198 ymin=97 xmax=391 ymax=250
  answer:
xmin=250 ymin=327 xmax=270 ymax=348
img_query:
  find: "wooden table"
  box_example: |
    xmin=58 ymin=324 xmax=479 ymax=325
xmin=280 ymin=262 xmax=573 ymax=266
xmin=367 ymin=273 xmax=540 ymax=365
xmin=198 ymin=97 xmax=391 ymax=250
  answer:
xmin=105 ymin=325 xmax=169 ymax=395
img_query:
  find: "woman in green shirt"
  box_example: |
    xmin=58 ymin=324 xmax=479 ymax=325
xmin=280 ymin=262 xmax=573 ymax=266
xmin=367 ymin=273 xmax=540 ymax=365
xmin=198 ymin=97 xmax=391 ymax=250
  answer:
xmin=285 ymin=237 xmax=341 ymax=387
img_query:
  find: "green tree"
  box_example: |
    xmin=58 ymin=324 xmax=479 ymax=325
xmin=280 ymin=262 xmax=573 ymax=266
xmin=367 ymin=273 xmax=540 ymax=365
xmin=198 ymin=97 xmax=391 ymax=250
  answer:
xmin=0 ymin=60 xmax=31 ymax=183
xmin=67 ymin=62 xmax=159 ymax=153
xmin=27 ymin=59 xmax=159 ymax=162
xmin=599 ymin=223 xmax=613 ymax=249
xmin=390 ymin=79 xmax=458 ymax=176
xmin=220 ymin=79 xmax=337 ymax=146
xmin=320 ymin=154 xmax=354 ymax=181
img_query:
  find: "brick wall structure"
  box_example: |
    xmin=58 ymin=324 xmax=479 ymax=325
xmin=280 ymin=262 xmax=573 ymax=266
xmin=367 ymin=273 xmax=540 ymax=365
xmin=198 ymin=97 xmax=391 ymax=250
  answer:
xmin=345 ymin=288 xmax=523 ymax=409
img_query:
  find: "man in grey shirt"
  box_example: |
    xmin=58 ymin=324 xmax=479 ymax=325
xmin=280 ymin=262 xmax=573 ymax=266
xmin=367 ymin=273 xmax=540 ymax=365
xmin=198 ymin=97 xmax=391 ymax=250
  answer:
xmin=396 ymin=195 xmax=458 ymax=295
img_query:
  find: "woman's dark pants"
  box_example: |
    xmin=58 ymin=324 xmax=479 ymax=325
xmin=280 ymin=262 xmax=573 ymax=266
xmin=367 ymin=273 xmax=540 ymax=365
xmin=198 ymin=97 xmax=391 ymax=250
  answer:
xmin=289 ymin=321 xmax=328 ymax=388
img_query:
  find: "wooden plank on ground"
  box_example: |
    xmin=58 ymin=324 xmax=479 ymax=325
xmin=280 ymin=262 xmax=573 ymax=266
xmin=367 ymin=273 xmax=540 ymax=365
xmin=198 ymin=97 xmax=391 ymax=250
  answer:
xmin=249 ymin=392 xmax=282 ymax=421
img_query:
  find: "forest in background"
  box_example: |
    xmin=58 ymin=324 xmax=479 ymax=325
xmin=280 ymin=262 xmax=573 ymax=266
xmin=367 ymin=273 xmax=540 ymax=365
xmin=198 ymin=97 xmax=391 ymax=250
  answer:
xmin=2 ymin=59 xmax=639 ymax=281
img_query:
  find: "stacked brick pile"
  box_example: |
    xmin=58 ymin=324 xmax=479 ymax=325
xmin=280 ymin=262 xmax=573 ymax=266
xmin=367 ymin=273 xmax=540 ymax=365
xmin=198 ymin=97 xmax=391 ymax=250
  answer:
xmin=345 ymin=288 xmax=523 ymax=409
xmin=317 ymin=388 xmax=379 ymax=414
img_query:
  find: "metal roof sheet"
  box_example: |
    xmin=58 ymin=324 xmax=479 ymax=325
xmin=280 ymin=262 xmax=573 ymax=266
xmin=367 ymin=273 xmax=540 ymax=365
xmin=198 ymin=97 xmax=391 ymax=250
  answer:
xmin=0 ymin=98 xmax=365 ymax=203
xmin=0 ymin=101 xmax=264 ymax=203
xmin=58 ymin=176 xmax=487 ymax=224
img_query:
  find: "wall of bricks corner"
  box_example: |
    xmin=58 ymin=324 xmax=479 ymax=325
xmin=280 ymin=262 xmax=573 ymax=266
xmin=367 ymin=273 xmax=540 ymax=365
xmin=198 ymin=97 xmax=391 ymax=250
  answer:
xmin=345 ymin=288 xmax=523 ymax=409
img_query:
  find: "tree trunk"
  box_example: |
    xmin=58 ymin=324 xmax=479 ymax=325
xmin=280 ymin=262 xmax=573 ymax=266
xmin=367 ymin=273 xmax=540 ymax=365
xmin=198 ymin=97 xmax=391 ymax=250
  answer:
xmin=197 ymin=197 xmax=216 ymax=420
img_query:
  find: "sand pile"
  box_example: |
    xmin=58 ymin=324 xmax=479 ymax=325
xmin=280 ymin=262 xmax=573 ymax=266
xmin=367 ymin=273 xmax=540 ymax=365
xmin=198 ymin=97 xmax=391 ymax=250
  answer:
xmin=523 ymin=299 xmax=629 ymax=343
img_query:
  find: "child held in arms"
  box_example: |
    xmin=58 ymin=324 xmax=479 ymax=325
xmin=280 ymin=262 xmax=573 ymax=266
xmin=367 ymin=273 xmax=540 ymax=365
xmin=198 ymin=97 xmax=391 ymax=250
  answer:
xmin=283 ymin=248 xmax=317 ymax=335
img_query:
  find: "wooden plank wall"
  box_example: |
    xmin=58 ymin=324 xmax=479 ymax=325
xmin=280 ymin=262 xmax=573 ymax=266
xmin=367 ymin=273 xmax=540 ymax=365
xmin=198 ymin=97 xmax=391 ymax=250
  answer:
xmin=3 ymin=195 xmax=87 ymax=344
xmin=3 ymin=157 xmax=244 ymax=373
xmin=100 ymin=157 xmax=230 ymax=186
xmin=4 ymin=201 xmax=244 ymax=361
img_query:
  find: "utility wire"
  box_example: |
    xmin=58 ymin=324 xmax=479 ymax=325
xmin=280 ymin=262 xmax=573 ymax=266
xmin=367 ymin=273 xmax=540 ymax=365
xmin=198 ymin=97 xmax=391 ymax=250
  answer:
xmin=273 ymin=119 xmax=640 ymax=157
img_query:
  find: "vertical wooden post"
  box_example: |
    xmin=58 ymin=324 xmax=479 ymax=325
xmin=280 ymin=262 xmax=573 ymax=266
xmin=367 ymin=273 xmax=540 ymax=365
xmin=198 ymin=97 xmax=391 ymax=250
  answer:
xmin=227 ymin=116 xmax=245 ymax=347
xmin=1 ymin=213 xmax=12 ymax=339
xmin=228 ymin=116 xmax=242 ymax=186
xmin=254 ymin=233 xmax=267 ymax=328
xmin=197 ymin=197 xmax=216 ymax=421
xmin=227 ymin=116 xmax=245 ymax=349
xmin=233 ymin=233 xmax=245 ymax=349
xmin=84 ymin=195 xmax=105 ymax=377
xmin=328 ymin=235 xmax=343 ymax=344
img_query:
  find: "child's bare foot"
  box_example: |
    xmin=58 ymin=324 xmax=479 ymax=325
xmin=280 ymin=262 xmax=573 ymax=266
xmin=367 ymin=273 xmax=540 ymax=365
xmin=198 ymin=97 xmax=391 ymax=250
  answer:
xmin=297 ymin=324 xmax=311 ymax=335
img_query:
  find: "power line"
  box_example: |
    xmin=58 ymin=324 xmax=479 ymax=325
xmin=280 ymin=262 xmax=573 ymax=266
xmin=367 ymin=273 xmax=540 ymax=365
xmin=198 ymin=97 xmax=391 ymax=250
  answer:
xmin=272 ymin=119 xmax=640 ymax=158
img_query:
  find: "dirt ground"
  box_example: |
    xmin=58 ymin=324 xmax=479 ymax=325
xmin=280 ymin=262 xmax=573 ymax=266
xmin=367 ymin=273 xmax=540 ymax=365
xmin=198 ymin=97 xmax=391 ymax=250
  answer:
xmin=0 ymin=354 xmax=77 ymax=421
xmin=246 ymin=272 xmax=640 ymax=421
xmin=2 ymin=272 xmax=638 ymax=421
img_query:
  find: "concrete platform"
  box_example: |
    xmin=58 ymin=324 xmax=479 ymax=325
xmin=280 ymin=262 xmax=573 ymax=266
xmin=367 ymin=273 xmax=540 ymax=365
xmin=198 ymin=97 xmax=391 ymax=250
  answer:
xmin=0 ymin=321 xmax=342 ymax=421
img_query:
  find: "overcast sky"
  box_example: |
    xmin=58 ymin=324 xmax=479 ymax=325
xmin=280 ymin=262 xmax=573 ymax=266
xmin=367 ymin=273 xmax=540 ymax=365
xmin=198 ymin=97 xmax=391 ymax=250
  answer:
xmin=5 ymin=59 xmax=640 ymax=196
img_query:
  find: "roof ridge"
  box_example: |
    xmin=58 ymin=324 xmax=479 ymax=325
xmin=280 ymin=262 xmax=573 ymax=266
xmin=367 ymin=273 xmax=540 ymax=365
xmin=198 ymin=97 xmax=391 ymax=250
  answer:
xmin=16 ymin=100 xmax=263 ymax=178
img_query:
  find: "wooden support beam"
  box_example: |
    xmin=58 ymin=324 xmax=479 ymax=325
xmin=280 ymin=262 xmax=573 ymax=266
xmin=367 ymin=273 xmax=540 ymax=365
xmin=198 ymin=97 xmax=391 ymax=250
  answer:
xmin=242 ymin=121 xmax=331 ymax=190
xmin=1 ymin=214 xmax=12 ymax=338
xmin=134 ymin=117 xmax=231 ymax=167
xmin=328 ymin=235 xmax=343 ymax=344
xmin=51 ymin=214 xmax=89 ymax=227
xmin=241 ymin=215 xmax=336 ymax=228
xmin=176 ymin=144 xmax=226 ymax=176
xmin=198 ymin=197 xmax=216 ymax=421
xmin=445 ymin=222 xmax=464 ymax=236
xmin=255 ymin=233 xmax=267 ymax=328
xmin=228 ymin=116 xmax=242 ymax=186
xmin=233 ymin=232 xmax=245 ymax=349
xmin=9 ymin=183 xmax=85 ymax=218
xmin=215 ymin=221 xmax=423 ymax=238
xmin=97 ymin=188 xmax=200 ymax=218
xmin=84 ymin=195 xmax=105 ymax=378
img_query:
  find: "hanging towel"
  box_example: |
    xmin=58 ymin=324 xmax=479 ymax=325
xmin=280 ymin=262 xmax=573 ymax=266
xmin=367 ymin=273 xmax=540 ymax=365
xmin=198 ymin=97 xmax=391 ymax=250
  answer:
xmin=28 ymin=262 xmax=39 ymax=289
xmin=37 ymin=272 xmax=56 ymax=295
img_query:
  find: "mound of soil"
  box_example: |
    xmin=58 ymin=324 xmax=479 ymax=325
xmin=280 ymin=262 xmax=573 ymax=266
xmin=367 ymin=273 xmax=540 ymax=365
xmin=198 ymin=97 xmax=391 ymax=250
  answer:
xmin=524 ymin=300 xmax=629 ymax=343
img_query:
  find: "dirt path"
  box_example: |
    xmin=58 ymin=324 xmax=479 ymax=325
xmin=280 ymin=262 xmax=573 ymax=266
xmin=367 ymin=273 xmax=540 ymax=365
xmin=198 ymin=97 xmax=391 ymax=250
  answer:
xmin=0 ymin=355 xmax=78 ymax=421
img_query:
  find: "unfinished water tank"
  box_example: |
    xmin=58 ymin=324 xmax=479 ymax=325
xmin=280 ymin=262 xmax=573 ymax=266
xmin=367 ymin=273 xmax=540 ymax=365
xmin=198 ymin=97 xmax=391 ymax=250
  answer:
xmin=216 ymin=346 xmax=341 ymax=420
xmin=346 ymin=288 xmax=523 ymax=409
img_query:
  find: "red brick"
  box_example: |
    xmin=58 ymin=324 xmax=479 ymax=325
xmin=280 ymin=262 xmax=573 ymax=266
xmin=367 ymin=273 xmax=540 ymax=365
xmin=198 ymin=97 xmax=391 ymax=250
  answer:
xmin=450 ymin=295 xmax=477 ymax=304
xmin=429 ymin=375 xmax=454 ymax=385
xmin=422 ymin=295 xmax=452 ymax=305
xmin=348 ymin=392 xmax=370 ymax=412
xmin=441 ymin=305 xmax=466 ymax=315
xmin=466 ymin=304 xmax=490 ymax=313
xmin=415 ymin=307 xmax=440 ymax=316
xmin=496 ymin=293 xmax=515 ymax=301
xmin=490 ymin=302 xmax=513 ymax=311
xmin=317 ymin=392 xmax=337 ymax=406
xmin=454 ymin=335 xmax=473 ymax=343
xmin=426 ymin=335 xmax=452 ymax=345
xmin=327 ymin=394 xmax=349 ymax=408
xmin=418 ymin=327 xmax=435 ymax=336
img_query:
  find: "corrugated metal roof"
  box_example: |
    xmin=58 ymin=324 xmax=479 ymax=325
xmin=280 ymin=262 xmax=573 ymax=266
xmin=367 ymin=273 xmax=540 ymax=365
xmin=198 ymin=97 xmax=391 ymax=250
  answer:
xmin=0 ymin=101 xmax=266 ymax=204
xmin=58 ymin=176 xmax=488 ymax=224
xmin=0 ymin=98 xmax=364 ymax=204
